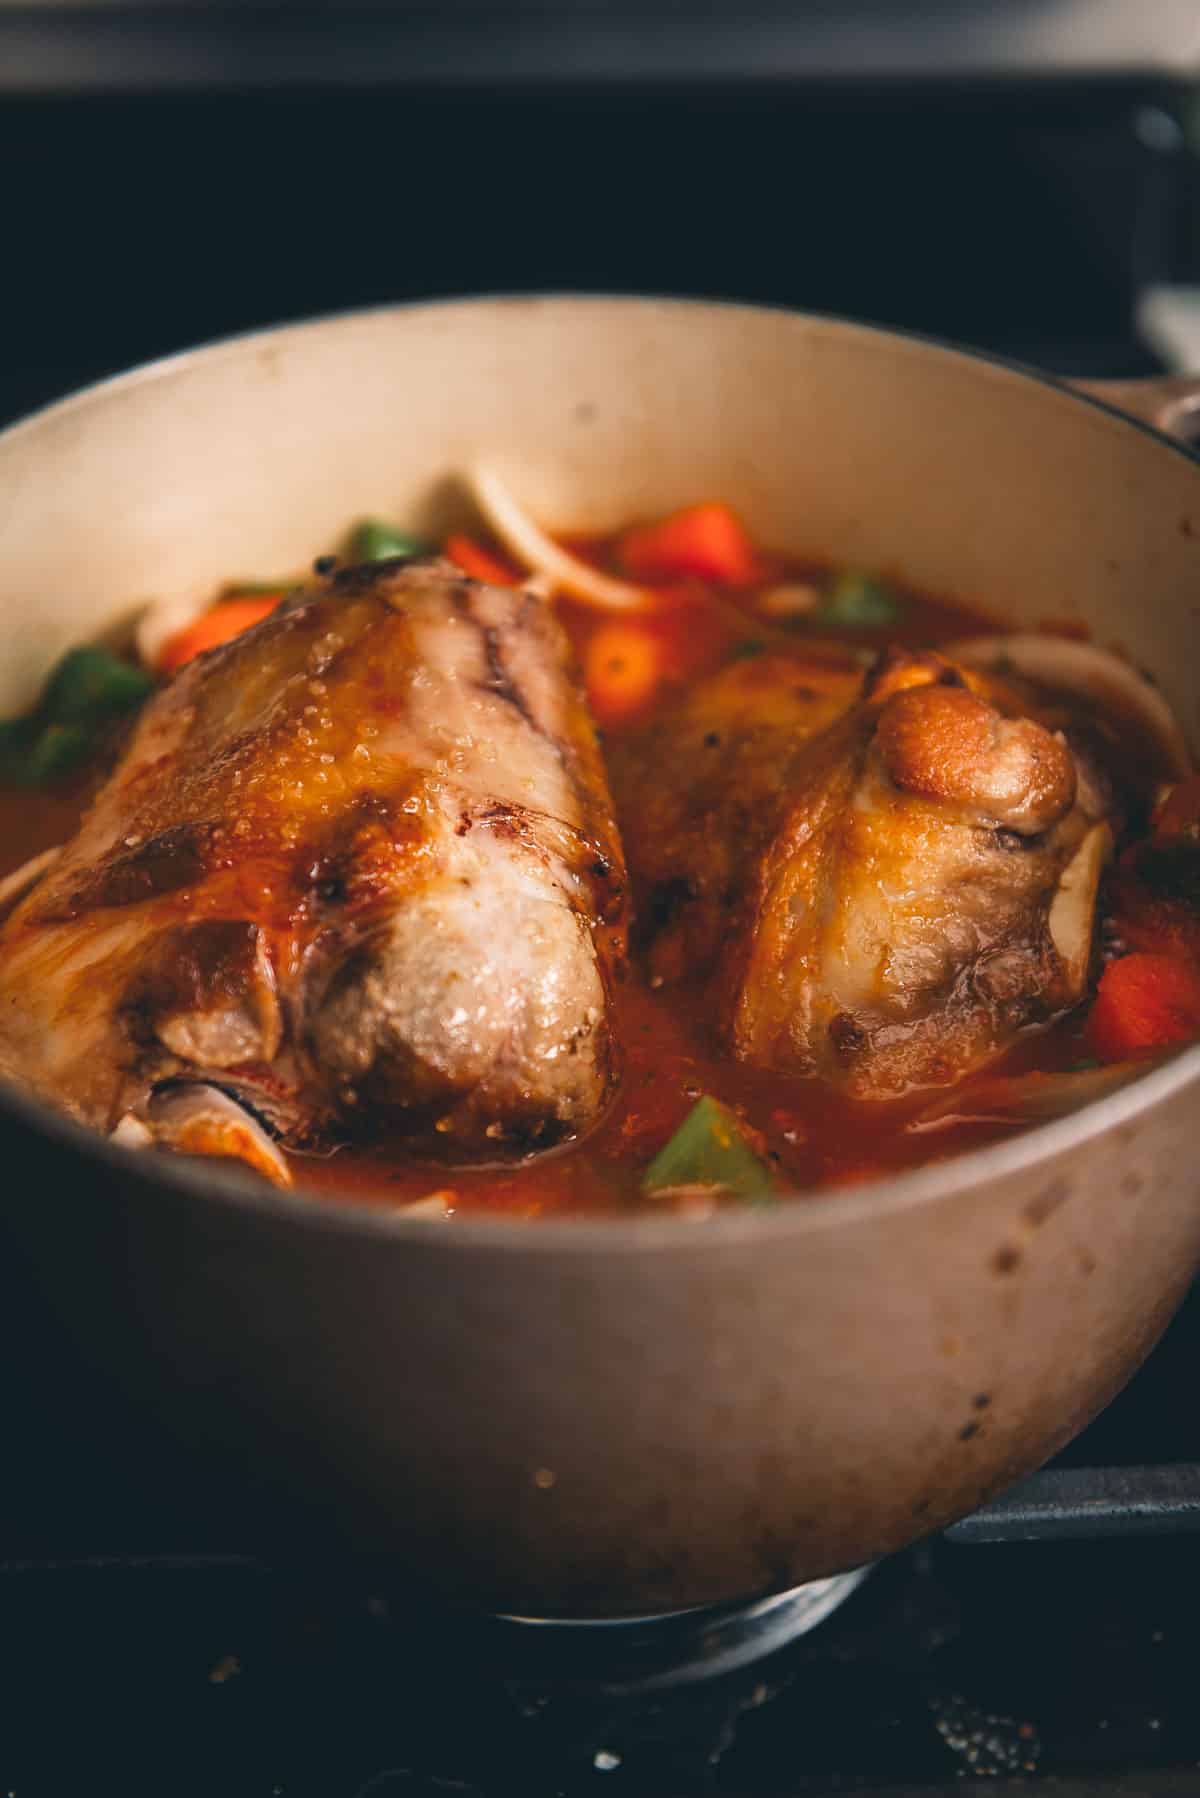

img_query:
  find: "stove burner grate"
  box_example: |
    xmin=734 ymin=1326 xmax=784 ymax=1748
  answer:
xmin=488 ymin=1566 xmax=872 ymax=1691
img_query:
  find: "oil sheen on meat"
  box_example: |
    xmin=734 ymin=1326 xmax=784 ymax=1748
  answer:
xmin=0 ymin=560 xmax=628 ymax=1177
xmin=613 ymin=646 xmax=1112 ymax=1097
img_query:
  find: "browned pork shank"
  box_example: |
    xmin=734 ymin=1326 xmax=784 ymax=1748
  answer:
xmin=613 ymin=645 xmax=1112 ymax=1097
xmin=0 ymin=559 xmax=628 ymax=1179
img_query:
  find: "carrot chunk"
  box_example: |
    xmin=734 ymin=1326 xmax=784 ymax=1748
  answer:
xmin=445 ymin=533 xmax=521 ymax=586
xmin=1088 ymin=952 xmax=1200 ymax=1059
xmin=158 ymin=596 xmax=282 ymax=673
xmin=584 ymin=623 xmax=663 ymax=725
xmin=618 ymin=503 xmax=762 ymax=587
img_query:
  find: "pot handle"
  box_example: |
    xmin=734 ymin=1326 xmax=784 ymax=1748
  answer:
xmin=1071 ymin=373 xmax=1200 ymax=445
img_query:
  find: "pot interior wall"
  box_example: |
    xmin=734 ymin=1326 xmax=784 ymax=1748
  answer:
xmin=1 ymin=299 xmax=1197 ymax=747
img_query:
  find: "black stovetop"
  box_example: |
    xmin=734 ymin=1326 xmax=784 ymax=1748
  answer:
xmin=3 ymin=1281 xmax=1200 ymax=1797
xmin=0 ymin=74 xmax=1190 ymax=435
xmin=2 ymin=1540 xmax=1198 ymax=1797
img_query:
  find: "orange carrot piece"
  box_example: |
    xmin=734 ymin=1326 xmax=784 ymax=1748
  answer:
xmin=584 ymin=623 xmax=663 ymax=726
xmin=158 ymin=595 xmax=282 ymax=673
xmin=445 ymin=533 xmax=521 ymax=586
xmin=1088 ymin=952 xmax=1200 ymax=1060
xmin=618 ymin=503 xmax=762 ymax=588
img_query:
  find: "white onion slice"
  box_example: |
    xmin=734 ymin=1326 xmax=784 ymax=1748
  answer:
xmin=134 ymin=588 xmax=214 ymax=672
xmin=467 ymin=467 xmax=650 ymax=612
xmin=1047 ymin=821 xmax=1113 ymax=996
xmin=110 ymin=1112 xmax=154 ymax=1150
xmin=645 ymin=1183 xmax=721 ymax=1218
xmin=907 ymin=1061 xmax=1142 ymax=1134
xmin=0 ymin=845 xmax=61 ymax=921
xmin=756 ymin=582 xmax=821 ymax=619
xmin=145 ymin=1082 xmax=293 ymax=1187
xmin=397 ymin=1190 xmax=457 ymax=1219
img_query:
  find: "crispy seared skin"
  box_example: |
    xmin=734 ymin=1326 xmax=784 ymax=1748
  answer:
xmin=613 ymin=646 xmax=1108 ymax=1097
xmin=0 ymin=560 xmax=627 ymax=1161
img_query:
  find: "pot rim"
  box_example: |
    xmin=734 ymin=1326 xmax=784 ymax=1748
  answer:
xmin=2 ymin=290 xmax=1197 ymax=1253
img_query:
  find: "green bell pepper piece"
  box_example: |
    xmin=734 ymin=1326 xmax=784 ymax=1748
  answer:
xmin=350 ymin=519 xmax=432 ymax=564
xmin=815 ymin=570 xmax=901 ymax=628
xmin=641 ymin=1095 xmax=775 ymax=1206
xmin=0 ymin=646 xmax=154 ymax=784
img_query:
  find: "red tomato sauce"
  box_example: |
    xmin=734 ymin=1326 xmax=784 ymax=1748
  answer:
xmin=0 ymin=524 xmax=1190 ymax=1218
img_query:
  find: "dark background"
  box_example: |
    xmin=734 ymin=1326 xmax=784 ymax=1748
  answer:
xmin=1 ymin=73 xmax=1197 ymax=431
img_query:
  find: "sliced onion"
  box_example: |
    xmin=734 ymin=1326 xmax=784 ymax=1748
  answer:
xmin=756 ymin=582 xmax=821 ymax=619
xmin=0 ymin=845 xmax=61 ymax=921
xmin=467 ymin=467 xmax=650 ymax=612
xmin=1047 ymin=822 xmax=1113 ymax=996
xmin=396 ymin=1190 xmax=457 ymax=1219
xmin=907 ymin=1061 xmax=1143 ymax=1135
xmin=144 ymin=1081 xmax=293 ymax=1187
xmin=110 ymin=1112 xmax=154 ymax=1149
xmin=645 ymin=1183 xmax=721 ymax=1218
xmin=134 ymin=589 xmax=214 ymax=672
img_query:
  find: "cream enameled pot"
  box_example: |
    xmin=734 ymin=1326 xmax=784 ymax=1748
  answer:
xmin=0 ymin=297 xmax=1197 ymax=1616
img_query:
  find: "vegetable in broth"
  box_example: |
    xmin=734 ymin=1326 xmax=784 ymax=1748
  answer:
xmin=0 ymin=491 xmax=1194 ymax=1219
